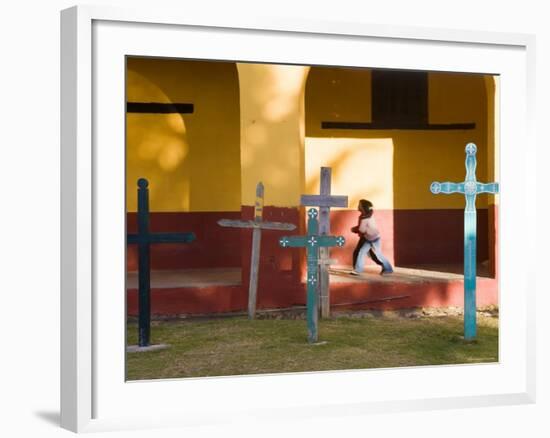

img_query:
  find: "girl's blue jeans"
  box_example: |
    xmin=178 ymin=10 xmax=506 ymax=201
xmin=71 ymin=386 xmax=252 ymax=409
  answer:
xmin=354 ymin=237 xmax=393 ymax=273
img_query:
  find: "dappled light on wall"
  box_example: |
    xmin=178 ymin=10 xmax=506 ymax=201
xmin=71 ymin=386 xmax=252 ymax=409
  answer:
xmin=305 ymin=137 xmax=395 ymax=211
xmin=126 ymin=68 xmax=191 ymax=212
xmin=126 ymin=58 xmax=241 ymax=212
xmin=261 ymin=66 xmax=310 ymax=123
xmin=237 ymin=63 xmax=310 ymax=206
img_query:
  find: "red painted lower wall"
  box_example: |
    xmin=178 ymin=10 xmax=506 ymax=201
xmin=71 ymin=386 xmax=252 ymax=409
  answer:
xmin=328 ymin=208 xmax=490 ymax=267
xmin=127 ymin=211 xmax=242 ymax=270
xmin=127 ymin=207 xmax=492 ymax=271
xmin=488 ymin=204 xmax=498 ymax=278
xmin=126 ymin=205 xmax=498 ymax=316
xmin=239 ymin=205 xmax=303 ymax=297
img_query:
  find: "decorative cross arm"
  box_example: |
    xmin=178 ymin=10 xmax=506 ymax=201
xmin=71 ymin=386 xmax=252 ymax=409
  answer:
xmin=300 ymin=194 xmax=348 ymax=208
xmin=430 ymin=181 xmax=499 ymax=195
xmin=430 ymin=181 xmax=465 ymax=194
xmin=218 ymin=219 xmax=296 ymax=231
xmin=476 ymin=182 xmax=499 ymax=194
xmin=280 ymin=235 xmax=345 ymax=248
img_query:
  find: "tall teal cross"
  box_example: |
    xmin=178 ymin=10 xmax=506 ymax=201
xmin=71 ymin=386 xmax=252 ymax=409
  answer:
xmin=430 ymin=143 xmax=499 ymax=340
xmin=279 ymin=208 xmax=345 ymax=343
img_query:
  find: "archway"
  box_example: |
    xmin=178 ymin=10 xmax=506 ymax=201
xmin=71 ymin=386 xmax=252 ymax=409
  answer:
xmin=126 ymin=57 xmax=242 ymax=275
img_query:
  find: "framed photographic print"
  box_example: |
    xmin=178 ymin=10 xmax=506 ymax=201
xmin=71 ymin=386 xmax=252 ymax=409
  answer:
xmin=61 ymin=4 xmax=536 ymax=433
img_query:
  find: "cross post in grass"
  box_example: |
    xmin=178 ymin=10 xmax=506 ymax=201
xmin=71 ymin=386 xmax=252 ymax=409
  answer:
xmin=218 ymin=182 xmax=296 ymax=319
xmin=430 ymin=143 xmax=499 ymax=340
xmin=127 ymin=178 xmax=196 ymax=348
xmin=279 ymin=208 xmax=345 ymax=343
xmin=300 ymin=167 xmax=348 ymax=319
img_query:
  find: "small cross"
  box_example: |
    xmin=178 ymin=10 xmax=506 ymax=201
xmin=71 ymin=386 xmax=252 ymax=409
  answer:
xmin=127 ymin=178 xmax=196 ymax=347
xmin=430 ymin=143 xmax=499 ymax=340
xmin=218 ymin=182 xmax=296 ymax=319
xmin=301 ymin=167 xmax=348 ymax=318
xmin=279 ymin=208 xmax=345 ymax=343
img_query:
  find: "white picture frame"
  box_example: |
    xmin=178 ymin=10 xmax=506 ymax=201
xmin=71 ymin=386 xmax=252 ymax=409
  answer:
xmin=60 ymin=4 xmax=536 ymax=433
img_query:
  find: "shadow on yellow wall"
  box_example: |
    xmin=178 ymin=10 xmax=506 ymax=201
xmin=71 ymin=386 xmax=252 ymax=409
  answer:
xmin=304 ymin=67 xmax=495 ymax=211
xmin=304 ymin=66 xmax=498 ymax=267
xmin=126 ymin=57 xmax=241 ymax=212
xmin=237 ymin=63 xmax=310 ymax=207
xmin=126 ymin=59 xmax=497 ymax=215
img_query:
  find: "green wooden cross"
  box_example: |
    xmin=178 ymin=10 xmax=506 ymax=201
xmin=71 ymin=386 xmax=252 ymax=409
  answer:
xmin=279 ymin=208 xmax=345 ymax=343
xmin=430 ymin=142 xmax=499 ymax=340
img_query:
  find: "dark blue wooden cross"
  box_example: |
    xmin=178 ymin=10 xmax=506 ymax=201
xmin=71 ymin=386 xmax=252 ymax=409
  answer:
xmin=279 ymin=208 xmax=345 ymax=343
xmin=430 ymin=143 xmax=499 ymax=340
xmin=127 ymin=178 xmax=196 ymax=347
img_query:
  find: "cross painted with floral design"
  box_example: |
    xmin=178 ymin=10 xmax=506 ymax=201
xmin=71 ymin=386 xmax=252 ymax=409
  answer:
xmin=430 ymin=143 xmax=499 ymax=340
xmin=279 ymin=208 xmax=345 ymax=343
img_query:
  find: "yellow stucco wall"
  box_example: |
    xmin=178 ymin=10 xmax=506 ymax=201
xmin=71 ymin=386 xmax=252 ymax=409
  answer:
xmin=305 ymin=68 xmax=497 ymax=210
xmin=485 ymin=75 xmax=499 ymax=206
xmin=126 ymin=58 xmax=497 ymax=212
xmin=236 ymin=63 xmax=309 ymax=206
xmin=126 ymin=57 xmax=241 ymax=212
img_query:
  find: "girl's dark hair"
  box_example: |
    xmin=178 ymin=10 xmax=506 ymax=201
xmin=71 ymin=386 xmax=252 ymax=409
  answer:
xmin=359 ymin=199 xmax=373 ymax=218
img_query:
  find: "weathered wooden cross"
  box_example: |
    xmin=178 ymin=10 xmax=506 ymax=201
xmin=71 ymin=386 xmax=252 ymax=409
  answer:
xmin=127 ymin=178 xmax=196 ymax=347
xmin=218 ymin=182 xmax=296 ymax=319
xmin=300 ymin=167 xmax=348 ymax=318
xmin=279 ymin=208 xmax=345 ymax=343
xmin=430 ymin=143 xmax=499 ymax=340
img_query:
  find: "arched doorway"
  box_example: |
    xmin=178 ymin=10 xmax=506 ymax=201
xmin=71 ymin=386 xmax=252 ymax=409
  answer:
xmin=126 ymin=58 xmax=243 ymax=312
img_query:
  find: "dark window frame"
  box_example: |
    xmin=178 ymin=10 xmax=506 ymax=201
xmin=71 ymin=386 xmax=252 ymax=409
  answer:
xmin=371 ymin=69 xmax=428 ymax=126
xmin=320 ymin=68 xmax=476 ymax=131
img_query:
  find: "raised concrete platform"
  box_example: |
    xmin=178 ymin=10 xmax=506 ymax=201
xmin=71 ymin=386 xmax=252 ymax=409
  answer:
xmin=126 ymin=264 xmax=497 ymax=316
xmin=327 ymin=264 xmax=496 ymax=311
xmin=127 ymin=264 xmax=491 ymax=288
xmin=329 ymin=263 xmax=491 ymax=284
xmin=127 ymin=267 xmax=241 ymax=289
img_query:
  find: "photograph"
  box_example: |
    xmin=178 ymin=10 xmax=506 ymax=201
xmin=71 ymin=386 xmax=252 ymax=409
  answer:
xmin=124 ymin=57 xmax=500 ymax=380
xmin=1 ymin=0 xmax=543 ymax=435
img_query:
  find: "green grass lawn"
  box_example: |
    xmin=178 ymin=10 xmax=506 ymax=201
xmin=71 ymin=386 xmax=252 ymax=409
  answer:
xmin=126 ymin=312 xmax=498 ymax=381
